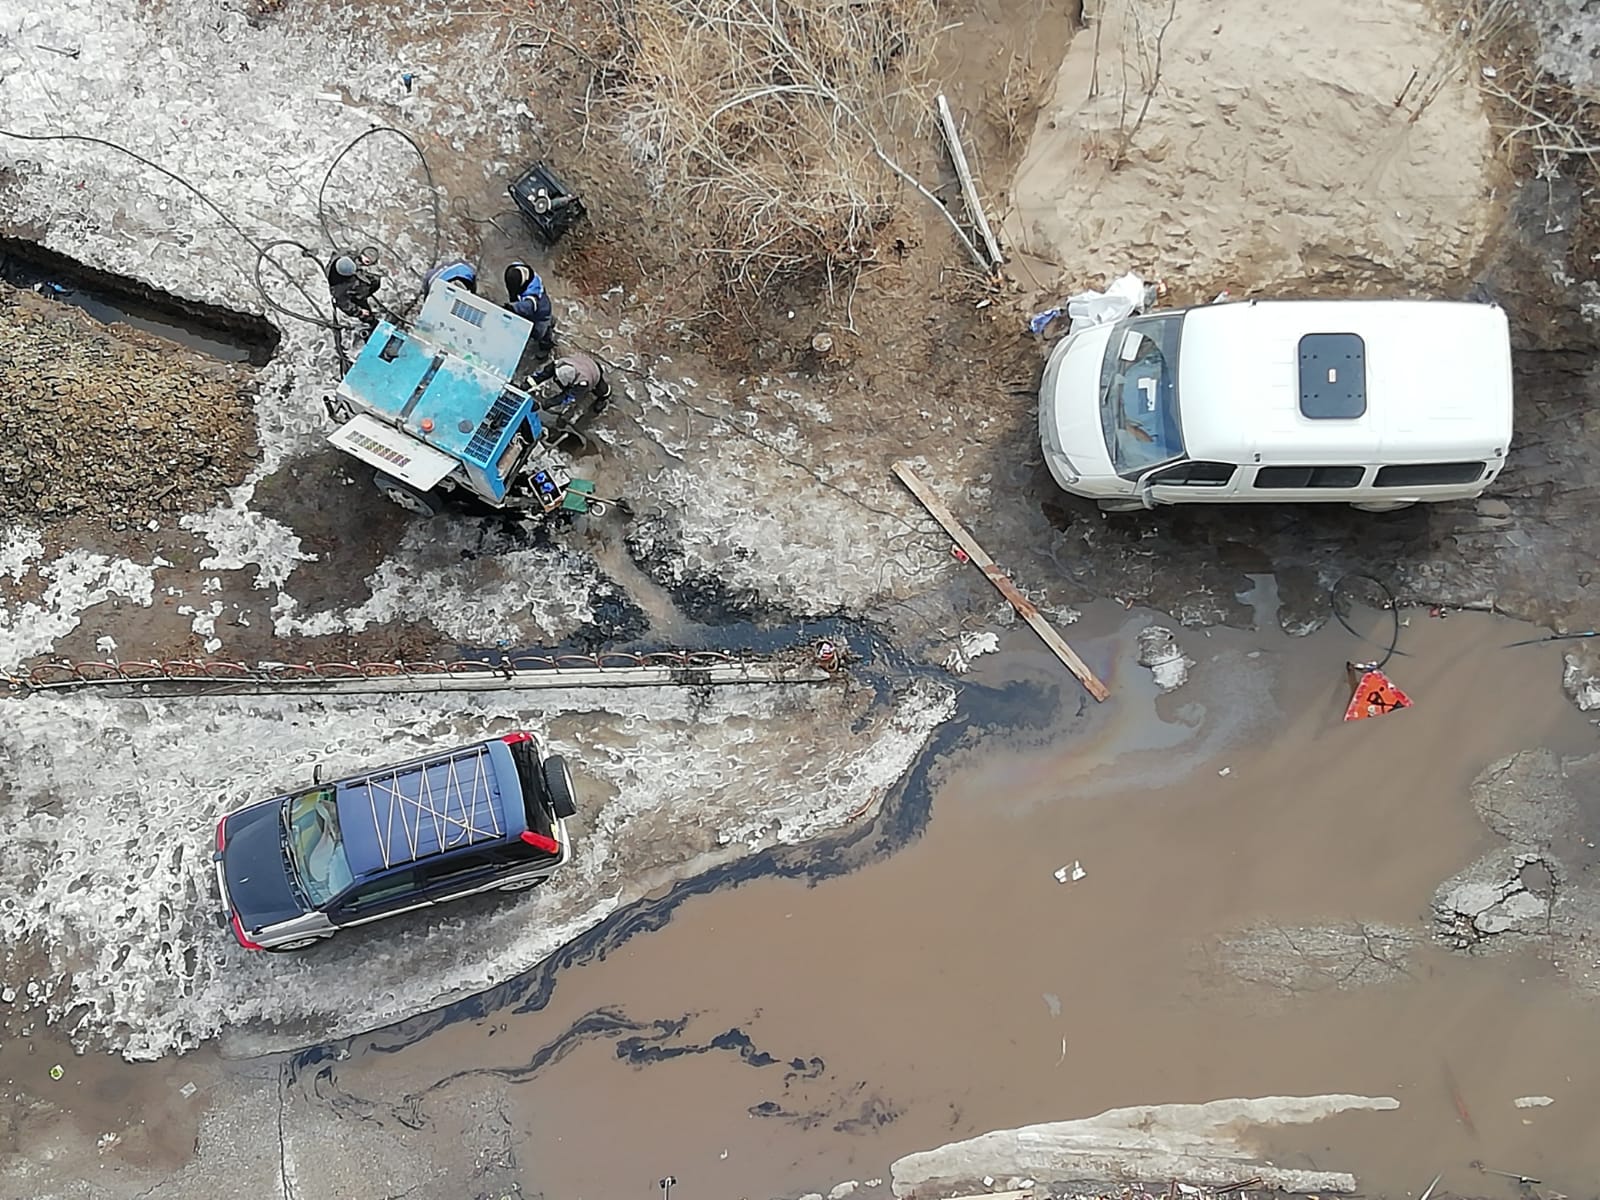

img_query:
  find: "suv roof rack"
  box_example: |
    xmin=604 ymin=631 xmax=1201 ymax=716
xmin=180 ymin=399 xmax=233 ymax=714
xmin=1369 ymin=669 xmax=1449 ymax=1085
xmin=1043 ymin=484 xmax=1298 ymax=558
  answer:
xmin=338 ymin=743 xmax=512 ymax=873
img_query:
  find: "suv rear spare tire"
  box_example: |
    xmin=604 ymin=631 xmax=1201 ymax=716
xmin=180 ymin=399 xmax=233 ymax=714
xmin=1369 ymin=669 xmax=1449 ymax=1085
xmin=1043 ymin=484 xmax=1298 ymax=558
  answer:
xmin=543 ymin=755 xmax=577 ymax=819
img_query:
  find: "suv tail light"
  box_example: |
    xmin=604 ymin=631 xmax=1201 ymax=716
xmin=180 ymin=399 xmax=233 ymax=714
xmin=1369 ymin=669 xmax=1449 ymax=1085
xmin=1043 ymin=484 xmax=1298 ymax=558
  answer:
xmin=230 ymin=911 xmax=264 ymax=951
xmin=520 ymin=830 xmax=561 ymax=854
xmin=502 ymin=731 xmax=533 ymax=745
xmin=216 ymin=817 xmax=228 ymax=853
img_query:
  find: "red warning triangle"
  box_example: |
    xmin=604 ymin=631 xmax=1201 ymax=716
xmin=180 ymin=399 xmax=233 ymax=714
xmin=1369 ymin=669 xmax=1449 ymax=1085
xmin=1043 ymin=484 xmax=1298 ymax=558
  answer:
xmin=1344 ymin=667 xmax=1413 ymax=721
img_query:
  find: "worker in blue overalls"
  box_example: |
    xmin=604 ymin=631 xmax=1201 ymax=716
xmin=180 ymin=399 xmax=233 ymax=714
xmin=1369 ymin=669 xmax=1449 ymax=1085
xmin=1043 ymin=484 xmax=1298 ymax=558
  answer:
xmin=423 ymin=259 xmax=479 ymax=297
xmin=503 ymin=261 xmax=556 ymax=360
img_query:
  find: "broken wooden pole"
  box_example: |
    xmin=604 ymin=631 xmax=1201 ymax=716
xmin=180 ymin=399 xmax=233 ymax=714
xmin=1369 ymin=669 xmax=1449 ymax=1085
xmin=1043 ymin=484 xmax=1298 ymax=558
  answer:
xmin=892 ymin=461 xmax=1110 ymax=702
xmin=936 ymin=92 xmax=1004 ymax=270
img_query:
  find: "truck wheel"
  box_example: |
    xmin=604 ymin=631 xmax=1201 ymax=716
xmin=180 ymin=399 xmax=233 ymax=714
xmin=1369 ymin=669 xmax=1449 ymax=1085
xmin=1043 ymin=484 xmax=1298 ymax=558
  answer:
xmin=542 ymin=755 xmax=577 ymax=819
xmin=374 ymin=471 xmax=441 ymax=517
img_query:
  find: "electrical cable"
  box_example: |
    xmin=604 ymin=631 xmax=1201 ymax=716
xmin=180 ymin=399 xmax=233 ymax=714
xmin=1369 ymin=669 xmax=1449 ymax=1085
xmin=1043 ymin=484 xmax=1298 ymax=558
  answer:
xmin=1504 ymin=629 xmax=1599 ymax=648
xmin=315 ymin=124 xmax=442 ymax=318
xmin=0 ymin=127 xmax=341 ymax=330
xmin=1330 ymin=572 xmax=1406 ymax=670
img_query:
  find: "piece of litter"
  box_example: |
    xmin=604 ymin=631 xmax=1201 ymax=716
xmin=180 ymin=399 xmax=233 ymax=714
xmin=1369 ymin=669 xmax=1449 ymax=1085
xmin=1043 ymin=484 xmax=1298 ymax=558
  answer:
xmin=720 ymin=1149 xmax=728 ymax=1160
xmin=49 ymin=1064 xmax=64 ymax=1080
xmin=983 ymin=1179 xmax=996 ymax=1189
xmin=1482 ymin=65 xmax=1498 ymax=78
xmin=1218 ymin=766 xmax=1231 ymax=777
xmin=1043 ymin=992 xmax=1062 ymax=1018
xmin=179 ymin=1081 xmax=197 ymax=1098
xmin=1514 ymin=1095 xmax=1554 ymax=1108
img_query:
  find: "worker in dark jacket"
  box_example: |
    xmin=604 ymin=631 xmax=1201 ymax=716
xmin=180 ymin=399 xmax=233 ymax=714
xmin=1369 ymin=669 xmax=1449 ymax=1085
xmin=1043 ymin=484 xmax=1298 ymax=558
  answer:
xmin=503 ymin=261 xmax=556 ymax=359
xmin=423 ymin=259 xmax=478 ymax=297
xmin=326 ymin=254 xmax=382 ymax=330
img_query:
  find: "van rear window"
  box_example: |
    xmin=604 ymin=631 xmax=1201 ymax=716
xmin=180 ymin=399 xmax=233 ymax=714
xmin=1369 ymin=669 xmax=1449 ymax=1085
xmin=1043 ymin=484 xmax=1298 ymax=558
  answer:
xmin=1254 ymin=465 xmax=1364 ymax=489
xmin=1373 ymin=462 xmax=1485 ymax=487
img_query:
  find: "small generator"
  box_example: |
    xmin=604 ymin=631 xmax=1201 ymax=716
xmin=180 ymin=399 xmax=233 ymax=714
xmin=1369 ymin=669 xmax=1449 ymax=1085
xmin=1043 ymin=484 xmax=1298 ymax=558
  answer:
xmin=508 ymin=162 xmax=587 ymax=246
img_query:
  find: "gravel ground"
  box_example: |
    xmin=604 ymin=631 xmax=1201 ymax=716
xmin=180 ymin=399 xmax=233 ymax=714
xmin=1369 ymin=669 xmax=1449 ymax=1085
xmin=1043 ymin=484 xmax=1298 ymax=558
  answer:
xmin=0 ymin=282 xmax=258 ymax=535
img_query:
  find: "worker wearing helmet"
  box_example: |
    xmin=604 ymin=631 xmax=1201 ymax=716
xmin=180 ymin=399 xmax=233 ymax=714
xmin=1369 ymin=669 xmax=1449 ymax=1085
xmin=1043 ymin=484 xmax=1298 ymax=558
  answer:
xmin=528 ymin=350 xmax=610 ymax=415
xmin=325 ymin=253 xmax=382 ymax=331
xmin=423 ymin=259 xmax=479 ymax=297
xmin=503 ymin=261 xmax=556 ymax=359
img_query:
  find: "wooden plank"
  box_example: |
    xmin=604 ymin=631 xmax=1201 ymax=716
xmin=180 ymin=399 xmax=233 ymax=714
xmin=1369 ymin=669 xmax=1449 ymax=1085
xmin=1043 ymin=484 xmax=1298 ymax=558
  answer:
xmin=936 ymin=93 xmax=1004 ymax=270
xmin=892 ymin=460 xmax=1110 ymax=702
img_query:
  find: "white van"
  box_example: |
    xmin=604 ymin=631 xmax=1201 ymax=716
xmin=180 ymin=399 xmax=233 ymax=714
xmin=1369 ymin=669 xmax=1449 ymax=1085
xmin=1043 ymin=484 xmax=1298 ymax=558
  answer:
xmin=1037 ymin=298 xmax=1514 ymax=512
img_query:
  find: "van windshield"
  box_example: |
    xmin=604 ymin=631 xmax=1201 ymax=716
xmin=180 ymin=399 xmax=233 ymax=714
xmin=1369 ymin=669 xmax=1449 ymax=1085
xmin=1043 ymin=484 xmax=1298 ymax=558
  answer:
xmin=1098 ymin=314 xmax=1184 ymax=478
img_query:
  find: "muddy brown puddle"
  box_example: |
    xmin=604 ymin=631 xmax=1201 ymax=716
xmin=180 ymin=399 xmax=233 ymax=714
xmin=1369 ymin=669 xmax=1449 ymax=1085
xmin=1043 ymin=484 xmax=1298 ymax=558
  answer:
xmin=299 ymin=605 xmax=1599 ymax=1200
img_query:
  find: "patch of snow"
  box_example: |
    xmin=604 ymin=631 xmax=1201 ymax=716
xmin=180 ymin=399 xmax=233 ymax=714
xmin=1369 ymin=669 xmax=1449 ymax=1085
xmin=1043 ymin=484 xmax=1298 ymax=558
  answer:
xmin=943 ymin=630 xmax=1000 ymax=674
xmin=1562 ymin=651 xmax=1600 ymax=711
xmin=890 ymin=1095 xmax=1401 ymax=1197
xmin=620 ymin=378 xmax=949 ymax=613
xmin=273 ymin=517 xmax=606 ymax=643
xmin=1137 ymin=625 xmax=1193 ymax=692
xmin=180 ymin=502 xmax=316 ymax=591
xmin=0 ymin=528 xmax=43 ymax=583
xmin=1514 ymin=1095 xmax=1554 ymax=1108
xmin=0 ymin=677 xmax=954 ymax=1060
xmin=0 ymin=548 xmax=158 ymax=668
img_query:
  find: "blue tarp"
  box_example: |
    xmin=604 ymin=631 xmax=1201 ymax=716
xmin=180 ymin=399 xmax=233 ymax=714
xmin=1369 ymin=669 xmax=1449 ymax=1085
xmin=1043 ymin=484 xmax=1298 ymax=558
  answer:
xmin=335 ymin=740 xmax=523 ymax=875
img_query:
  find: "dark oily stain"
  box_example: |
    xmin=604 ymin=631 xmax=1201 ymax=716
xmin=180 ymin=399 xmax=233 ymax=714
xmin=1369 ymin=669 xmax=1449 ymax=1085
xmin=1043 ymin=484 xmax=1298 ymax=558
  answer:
xmin=456 ymin=514 xmax=652 ymax=646
xmin=281 ymin=672 xmax=1041 ymax=1072
xmin=623 ymin=508 xmax=779 ymax=626
xmin=615 ymin=1023 xmax=794 ymax=1070
xmin=0 ymin=234 xmax=280 ymax=365
xmin=832 ymin=1089 xmax=902 ymax=1134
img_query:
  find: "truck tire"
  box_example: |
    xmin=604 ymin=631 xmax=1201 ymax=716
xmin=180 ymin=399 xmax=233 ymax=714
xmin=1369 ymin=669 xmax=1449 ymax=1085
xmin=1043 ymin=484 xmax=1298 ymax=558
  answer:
xmin=542 ymin=755 xmax=577 ymax=819
xmin=374 ymin=471 xmax=442 ymax=517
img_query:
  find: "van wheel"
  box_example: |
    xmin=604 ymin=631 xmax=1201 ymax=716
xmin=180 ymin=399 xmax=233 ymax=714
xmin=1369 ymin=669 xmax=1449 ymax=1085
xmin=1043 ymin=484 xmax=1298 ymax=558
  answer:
xmin=1097 ymin=498 xmax=1146 ymax=513
xmin=374 ymin=471 xmax=442 ymax=517
xmin=1351 ymin=500 xmax=1414 ymax=513
xmin=543 ymin=755 xmax=577 ymax=819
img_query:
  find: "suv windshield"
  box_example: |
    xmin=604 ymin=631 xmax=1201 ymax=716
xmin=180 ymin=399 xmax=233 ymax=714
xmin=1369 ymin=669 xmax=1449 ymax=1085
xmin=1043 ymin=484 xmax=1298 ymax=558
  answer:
xmin=1098 ymin=314 xmax=1184 ymax=477
xmin=281 ymin=787 xmax=354 ymax=907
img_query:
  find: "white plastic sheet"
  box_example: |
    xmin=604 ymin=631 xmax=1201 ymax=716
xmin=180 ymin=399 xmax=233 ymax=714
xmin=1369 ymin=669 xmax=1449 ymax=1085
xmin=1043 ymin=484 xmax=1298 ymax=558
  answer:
xmin=1066 ymin=271 xmax=1148 ymax=329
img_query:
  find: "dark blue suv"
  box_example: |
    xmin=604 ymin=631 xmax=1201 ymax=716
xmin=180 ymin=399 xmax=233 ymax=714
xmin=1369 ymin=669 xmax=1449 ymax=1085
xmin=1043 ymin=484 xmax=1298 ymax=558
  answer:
xmin=214 ymin=732 xmax=576 ymax=951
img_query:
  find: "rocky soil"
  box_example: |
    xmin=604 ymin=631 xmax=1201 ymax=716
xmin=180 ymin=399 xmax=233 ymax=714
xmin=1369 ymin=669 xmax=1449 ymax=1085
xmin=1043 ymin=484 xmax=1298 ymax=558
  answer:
xmin=0 ymin=281 xmax=259 ymax=537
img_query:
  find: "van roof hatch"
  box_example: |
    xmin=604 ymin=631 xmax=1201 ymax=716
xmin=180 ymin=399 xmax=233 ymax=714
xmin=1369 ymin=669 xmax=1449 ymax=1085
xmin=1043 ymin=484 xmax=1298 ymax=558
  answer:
xmin=1297 ymin=332 xmax=1367 ymax=419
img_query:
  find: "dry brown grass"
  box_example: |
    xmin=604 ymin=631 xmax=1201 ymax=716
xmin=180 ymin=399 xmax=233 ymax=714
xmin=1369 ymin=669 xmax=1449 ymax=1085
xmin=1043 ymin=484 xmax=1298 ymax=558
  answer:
xmin=610 ymin=0 xmax=943 ymax=294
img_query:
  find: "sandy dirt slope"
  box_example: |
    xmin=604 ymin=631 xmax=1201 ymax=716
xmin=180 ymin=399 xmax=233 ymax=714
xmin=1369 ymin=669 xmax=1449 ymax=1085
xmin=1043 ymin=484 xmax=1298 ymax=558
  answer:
xmin=1006 ymin=0 xmax=1498 ymax=295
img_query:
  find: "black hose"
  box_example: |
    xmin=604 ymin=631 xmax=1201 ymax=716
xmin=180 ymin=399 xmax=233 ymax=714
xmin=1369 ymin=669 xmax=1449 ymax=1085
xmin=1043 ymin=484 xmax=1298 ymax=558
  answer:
xmin=1330 ymin=572 xmax=1406 ymax=670
xmin=1504 ymin=630 xmax=1599 ymax=649
xmin=0 ymin=127 xmax=339 ymax=330
xmin=315 ymin=125 xmax=442 ymax=319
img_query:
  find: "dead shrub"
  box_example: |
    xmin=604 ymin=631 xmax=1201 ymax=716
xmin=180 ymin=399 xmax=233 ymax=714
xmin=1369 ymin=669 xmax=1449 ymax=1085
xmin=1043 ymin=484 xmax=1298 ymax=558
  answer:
xmin=611 ymin=0 xmax=940 ymax=295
